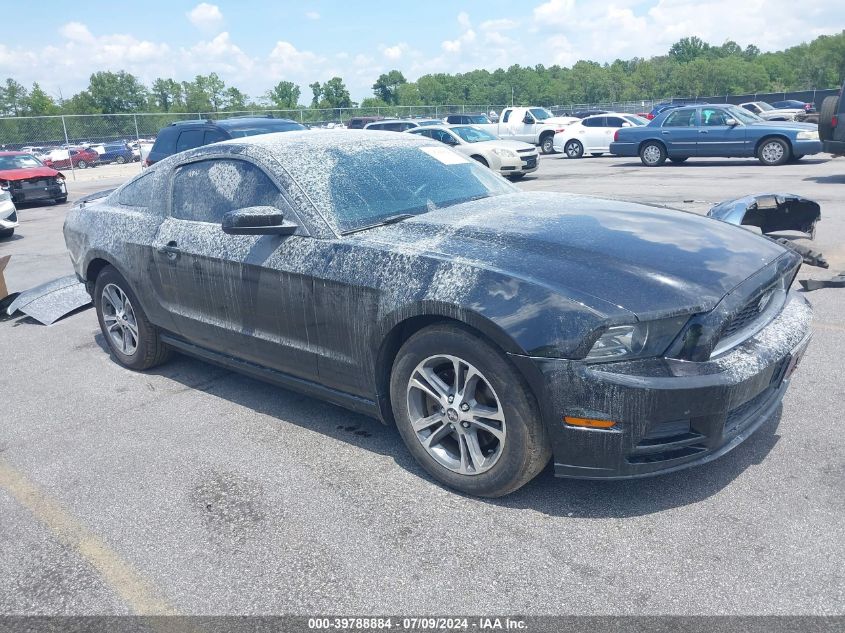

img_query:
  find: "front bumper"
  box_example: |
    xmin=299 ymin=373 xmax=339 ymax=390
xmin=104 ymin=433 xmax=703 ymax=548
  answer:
xmin=510 ymin=291 xmax=812 ymax=479
xmin=0 ymin=201 xmax=17 ymax=229
xmin=498 ymin=153 xmax=539 ymax=175
xmin=9 ymin=180 xmax=66 ymax=204
xmin=791 ymin=139 xmax=822 ymax=156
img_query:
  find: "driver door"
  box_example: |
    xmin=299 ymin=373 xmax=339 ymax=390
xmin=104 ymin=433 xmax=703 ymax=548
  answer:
xmin=151 ymin=156 xmax=319 ymax=380
xmin=512 ymin=110 xmax=536 ymax=143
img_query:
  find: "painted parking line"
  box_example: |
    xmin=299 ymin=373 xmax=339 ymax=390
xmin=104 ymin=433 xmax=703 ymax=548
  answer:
xmin=0 ymin=458 xmax=176 ymax=616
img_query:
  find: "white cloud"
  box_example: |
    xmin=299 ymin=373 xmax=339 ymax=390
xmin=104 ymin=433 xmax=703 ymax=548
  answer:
xmin=186 ymin=3 xmax=224 ymax=33
xmin=268 ymin=40 xmax=325 ymax=75
xmin=305 ymin=10 xmax=320 ymax=20
xmin=59 ymin=22 xmax=94 ymax=43
xmin=533 ymin=0 xmax=576 ymax=26
xmin=382 ymin=43 xmax=408 ymax=60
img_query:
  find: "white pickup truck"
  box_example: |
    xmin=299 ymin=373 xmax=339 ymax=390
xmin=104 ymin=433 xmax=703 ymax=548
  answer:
xmin=476 ymin=107 xmax=579 ymax=154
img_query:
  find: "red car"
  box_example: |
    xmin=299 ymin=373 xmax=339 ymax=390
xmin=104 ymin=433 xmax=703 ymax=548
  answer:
xmin=43 ymin=147 xmax=99 ymax=169
xmin=0 ymin=151 xmax=68 ymax=205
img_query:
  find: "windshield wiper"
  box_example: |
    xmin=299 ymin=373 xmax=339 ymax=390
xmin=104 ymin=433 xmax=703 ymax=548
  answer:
xmin=342 ymin=213 xmax=415 ymax=235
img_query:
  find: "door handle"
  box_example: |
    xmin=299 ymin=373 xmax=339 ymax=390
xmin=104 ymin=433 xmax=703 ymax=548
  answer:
xmin=661 ymin=131 xmax=670 ymax=135
xmin=156 ymin=241 xmax=181 ymax=260
xmin=699 ymin=130 xmax=709 ymax=134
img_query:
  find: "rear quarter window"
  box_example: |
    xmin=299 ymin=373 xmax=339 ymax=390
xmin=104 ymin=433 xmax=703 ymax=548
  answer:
xmin=117 ymin=172 xmax=155 ymax=208
xmin=151 ymin=128 xmax=178 ymax=156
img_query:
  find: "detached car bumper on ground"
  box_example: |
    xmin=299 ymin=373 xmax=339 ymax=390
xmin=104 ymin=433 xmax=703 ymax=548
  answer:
xmin=63 ymin=130 xmax=812 ymax=497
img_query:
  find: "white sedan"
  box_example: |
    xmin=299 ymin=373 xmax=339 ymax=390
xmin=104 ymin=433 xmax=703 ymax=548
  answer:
xmin=407 ymin=125 xmax=539 ymax=180
xmin=553 ymin=113 xmax=648 ymax=158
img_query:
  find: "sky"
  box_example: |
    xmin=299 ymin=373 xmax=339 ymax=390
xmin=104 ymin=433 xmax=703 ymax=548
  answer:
xmin=0 ymin=0 xmax=842 ymax=103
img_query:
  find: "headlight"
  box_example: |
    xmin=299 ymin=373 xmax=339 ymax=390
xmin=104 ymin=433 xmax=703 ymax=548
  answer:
xmin=491 ymin=148 xmax=518 ymax=158
xmin=585 ymin=315 xmax=689 ymax=362
xmin=796 ymin=130 xmax=819 ymax=140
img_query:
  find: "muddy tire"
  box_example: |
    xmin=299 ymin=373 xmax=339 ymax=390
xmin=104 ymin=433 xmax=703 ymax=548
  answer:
xmin=819 ymin=95 xmax=839 ymax=141
xmin=94 ymin=266 xmax=171 ymax=371
xmin=390 ymin=323 xmax=551 ymax=497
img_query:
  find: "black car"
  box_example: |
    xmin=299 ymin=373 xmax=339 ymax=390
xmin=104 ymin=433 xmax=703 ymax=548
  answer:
xmin=771 ymin=100 xmax=815 ymax=113
xmin=145 ymin=116 xmax=306 ymax=166
xmin=444 ymin=113 xmax=492 ymax=125
xmin=64 ymin=130 xmax=812 ymax=497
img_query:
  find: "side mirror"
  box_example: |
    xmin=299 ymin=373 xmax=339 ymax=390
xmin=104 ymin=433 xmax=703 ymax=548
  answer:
xmin=523 ymin=115 xmax=534 ymax=124
xmin=222 ymin=206 xmax=297 ymax=235
xmin=725 ymin=118 xmax=738 ymax=127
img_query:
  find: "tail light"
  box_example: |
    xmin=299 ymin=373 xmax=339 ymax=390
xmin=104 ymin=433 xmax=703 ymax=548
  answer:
xmin=646 ymin=114 xmax=655 ymax=120
xmin=613 ymin=130 xmax=620 ymax=142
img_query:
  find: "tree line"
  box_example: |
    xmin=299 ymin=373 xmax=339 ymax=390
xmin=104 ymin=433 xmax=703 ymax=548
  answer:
xmin=0 ymin=32 xmax=842 ymax=118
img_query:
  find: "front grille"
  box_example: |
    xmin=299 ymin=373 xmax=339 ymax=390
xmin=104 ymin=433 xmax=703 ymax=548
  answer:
xmin=522 ymin=157 xmax=537 ymax=168
xmin=722 ymin=297 xmax=767 ymax=338
xmin=517 ymin=148 xmax=535 ymax=153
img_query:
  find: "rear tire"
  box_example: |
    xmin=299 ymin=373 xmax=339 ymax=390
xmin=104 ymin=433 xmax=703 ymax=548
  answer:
xmin=819 ymin=95 xmax=839 ymax=141
xmin=590 ymin=152 xmax=603 ymax=157
xmin=94 ymin=266 xmax=171 ymax=371
xmin=669 ymin=156 xmax=689 ymax=163
xmin=390 ymin=323 xmax=551 ymax=497
xmin=54 ymin=196 xmax=67 ymax=204
xmin=77 ymin=160 xmax=88 ymax=169
xmin=639 ymin=141 xmax=667 ymax=166
xmin=757 ymin=137 xmax=790 ymax=166
xmin=540 ymin=134 xmax=555 ymax=154
xmin=563 ymin=140 xmax=584 ymax=159
xmin=115 ymin=156 xmax=126 ymax=164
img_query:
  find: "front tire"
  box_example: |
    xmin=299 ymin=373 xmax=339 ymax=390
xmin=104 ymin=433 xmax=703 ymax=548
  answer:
xmin=115 ymin=156 xmax=126 ymax=164
xmin=54 ymin=196 xmax=67 ymax=204
xmin=563 ymin=140 xmax=584 ymax=159
xmin=590 ymin=152 xmax=603 ymax=157
xmin=0 ymin=227 xmax=13 ymax=239
xmin=758 ymin=137 xmax=790 ymax=166
xmin=77 ymin=160 xmax=88 ymax=169
xmin=94 ymin=266 xmax=171 ymax=370
xmin=390 ymin=323 xmax=551 ymax=497
xmin=639 ymin=141 xmax=667 ymax=166
xmin=506 ymin=173 xmax=525 ymax=181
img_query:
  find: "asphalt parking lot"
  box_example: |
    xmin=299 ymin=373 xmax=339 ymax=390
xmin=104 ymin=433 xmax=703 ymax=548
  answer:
xmin=1 ymin=153 xmax=843 ymax=616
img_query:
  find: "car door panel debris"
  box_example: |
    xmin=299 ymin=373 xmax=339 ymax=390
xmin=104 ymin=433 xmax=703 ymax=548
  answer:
xmin=774 ymin=239 xmax=828 ymax=269
xmin=800 ymin=274 xmax=845 ymax=291
xmin=708 ymin=194 xmax=821 ymax=238
xmin=5 ymin=275 xmax=92 ymax=325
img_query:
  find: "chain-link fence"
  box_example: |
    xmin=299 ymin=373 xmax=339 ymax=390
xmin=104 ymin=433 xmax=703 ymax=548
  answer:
xmin=0 ymin=88 xmax=837 ymax=178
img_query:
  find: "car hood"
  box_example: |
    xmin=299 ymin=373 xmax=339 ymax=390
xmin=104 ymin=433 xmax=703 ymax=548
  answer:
xmin=748 ymin=120 xmax=816 ymax=131
xmin=0 ymin=166 xmax=61 ymax=180
xmin=358 ymin=192 xmax=787 ymax=319
xmin=465 ymin=140 xmax=536 ymax=152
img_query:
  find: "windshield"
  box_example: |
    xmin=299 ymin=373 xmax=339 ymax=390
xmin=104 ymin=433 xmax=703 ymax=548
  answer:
xmin=0 ymin=154 xmax=44 ymax=169
xmin=624 ymin=115 xmax=649 ymax=126
xmin=755 ymin=102 xmax=774 ymax=111
xmin=725 ymin=105 xmax=762 ymax=124
xmin=289 ymin=141 xmax=516 ymax=233
xmin=451 ymin=126 xmax=498 ymax=143
xmin=226 ymin=121 xmax=307 ymax=137
xmin=414 ymin=120 xmax=441 ymax=127
xmin=467 ymin=115 xmax=490 ymax=124
xmin=529 ymin=108 xmax=554 ymax=121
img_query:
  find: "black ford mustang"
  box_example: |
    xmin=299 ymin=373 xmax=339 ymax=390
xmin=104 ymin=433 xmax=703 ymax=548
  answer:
xmin=63 ymin=130 xmax=812 ymax=497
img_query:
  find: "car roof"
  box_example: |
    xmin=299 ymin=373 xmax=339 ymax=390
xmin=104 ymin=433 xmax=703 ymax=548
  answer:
xmin=215 ymin=117 xmax=298 ymax=128
xmin=0 ymin=151 xmax=28 ymax=156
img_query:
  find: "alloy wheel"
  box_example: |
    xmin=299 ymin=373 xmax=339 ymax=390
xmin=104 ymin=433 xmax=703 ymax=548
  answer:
xmin=101 ymin=283 xmax=139 ymax=356
xmin=406 ymin=354 xmax=506 ymax=475
xmin=761 ymin=141 xmax=785 ymax=164
xmin=565 ymin=141 xmax=583 ymax=158
xmin=642 ymin=145 xmax=662 ymax=165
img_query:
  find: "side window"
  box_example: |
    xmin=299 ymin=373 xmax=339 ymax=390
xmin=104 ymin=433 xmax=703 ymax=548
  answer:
xmin=176 ymin=129 xmax=204 ymax=152
xmin=502 ymin=110 xmax=511 ymax=123
xmin=742 ymin=104 xmax=758 ymax=113
xmin=701 ymin=109 xmax=727 ymax=126
xmin=171 ymin=159 xmax=288 ymax=223
xmin=431 ymin=130 xmax=455 ymax=145
xmin=118 ymin=173 xmax=155 ymax=208
xmin=203 ymin=129 xmax=228 ymax=144
xmin=663 ymin=109 xmax=697 ymax=127
xmin=605 ymin=116 xmax=626 ymax=127
xmin=582 ymin=117 xmax=601 ymax=127
xmin=413 ymin=129 xmax=434 ymax=139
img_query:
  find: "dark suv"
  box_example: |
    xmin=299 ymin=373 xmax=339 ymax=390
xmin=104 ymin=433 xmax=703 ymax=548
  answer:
xmin=819 ymin=82 xmax=845 ymax=157
xmin=145 ymin=116 xmax=306 ymax=166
